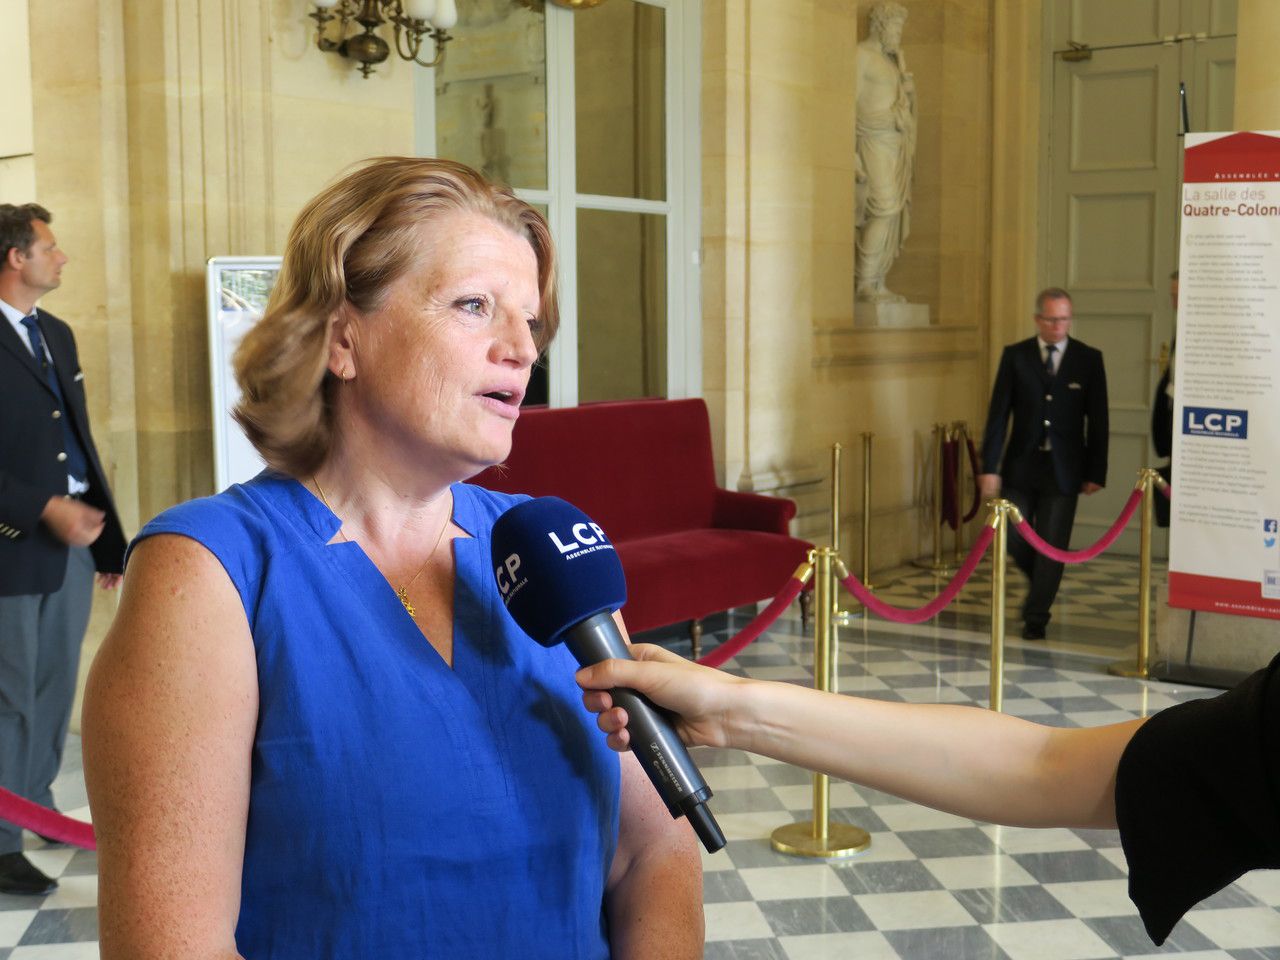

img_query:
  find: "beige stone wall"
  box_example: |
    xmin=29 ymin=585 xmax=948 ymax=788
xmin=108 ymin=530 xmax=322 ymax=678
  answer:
xmin=704 ymin=0 xmax=1003 ymax=565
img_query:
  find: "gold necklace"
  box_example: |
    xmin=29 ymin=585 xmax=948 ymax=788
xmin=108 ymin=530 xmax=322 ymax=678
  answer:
xmin=313 ymin=476 xmax=451 ymax=620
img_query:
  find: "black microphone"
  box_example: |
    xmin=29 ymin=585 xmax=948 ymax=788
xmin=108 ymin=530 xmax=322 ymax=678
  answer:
xmin=491 ymin=496 xmax=726 ymax=854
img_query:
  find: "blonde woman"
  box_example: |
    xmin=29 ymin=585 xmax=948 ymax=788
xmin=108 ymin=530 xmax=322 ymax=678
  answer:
xmin=84 ymin=158 xmax=702 ymax=959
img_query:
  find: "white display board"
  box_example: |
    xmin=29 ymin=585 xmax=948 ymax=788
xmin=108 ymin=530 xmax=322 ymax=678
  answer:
xmin=1168 ymin=132 xmax=1280 ymax=620
xmin=207 ymin=257 xmax=281 ymax=492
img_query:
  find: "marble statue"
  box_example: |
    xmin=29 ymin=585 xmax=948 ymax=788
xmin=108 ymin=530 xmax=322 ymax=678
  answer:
xmin=855 ymin=1 xmax=916 ymax=304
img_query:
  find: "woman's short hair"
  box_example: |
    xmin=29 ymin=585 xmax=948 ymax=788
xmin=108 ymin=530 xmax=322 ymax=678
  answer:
xmin=233 ymin=157 xmax=558 ymax=478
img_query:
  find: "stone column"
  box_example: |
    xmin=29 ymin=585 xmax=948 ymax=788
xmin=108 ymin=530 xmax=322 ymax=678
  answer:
xmin=1234 ymin=0 xmax=1280 ymax=129
xmin=988 ymin=0 xmax=1041 ymax=373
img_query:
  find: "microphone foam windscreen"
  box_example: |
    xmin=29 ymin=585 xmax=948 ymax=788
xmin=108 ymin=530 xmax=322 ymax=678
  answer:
xmin=490 ymin=496 xmax=627 ymax=646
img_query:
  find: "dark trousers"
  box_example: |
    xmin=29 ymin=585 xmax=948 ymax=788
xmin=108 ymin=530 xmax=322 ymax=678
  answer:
xmin=0 ymin=547 xmax=94 ymax=853
xmin=1004 ymin=452 xmax=1078 ymax=630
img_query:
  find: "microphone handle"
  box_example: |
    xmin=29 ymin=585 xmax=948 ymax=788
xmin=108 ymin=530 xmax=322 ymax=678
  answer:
xmin=565 ymin=613 xmax=726 ymax=853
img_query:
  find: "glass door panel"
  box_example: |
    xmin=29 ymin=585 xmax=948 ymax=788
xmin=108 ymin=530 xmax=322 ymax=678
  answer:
xmin=576 ymin=208 xmax=667 ymax=401
xmin=574 ymin=1 xmax=666 ymax=201
xmin=434 ymin=2 xmax=548 ymax=190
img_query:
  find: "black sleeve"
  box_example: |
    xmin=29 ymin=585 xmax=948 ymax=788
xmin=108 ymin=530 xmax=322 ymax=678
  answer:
xmin=1151 ymin=369 xmax=1173 ymax=460
xmin=1115 ymin=654 xmax=1280 ymax=945
xmin=1083 ymin=348 xmax=1109 ymax=486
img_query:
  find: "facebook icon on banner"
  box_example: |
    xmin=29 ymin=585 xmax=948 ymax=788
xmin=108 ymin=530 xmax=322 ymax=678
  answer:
xmin=1183 ymin=406 xmax=1249 ymax=439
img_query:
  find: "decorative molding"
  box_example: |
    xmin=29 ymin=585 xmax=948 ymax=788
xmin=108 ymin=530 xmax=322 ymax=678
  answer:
xmin=813 ymin=324 xmax=983 ymax=368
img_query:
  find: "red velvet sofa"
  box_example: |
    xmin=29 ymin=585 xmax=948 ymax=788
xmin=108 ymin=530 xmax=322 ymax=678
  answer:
xmin=474 ymin=398 xmax=812 ymax=654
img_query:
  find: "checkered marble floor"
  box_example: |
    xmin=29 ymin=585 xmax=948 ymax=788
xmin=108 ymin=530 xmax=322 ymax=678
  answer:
xmin=6 ymin=584 xmax=1277 ymax=958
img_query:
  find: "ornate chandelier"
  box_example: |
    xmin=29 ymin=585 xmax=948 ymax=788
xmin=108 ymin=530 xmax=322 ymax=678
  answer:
xmin=310 ymin=0 xmax=459 ymax=78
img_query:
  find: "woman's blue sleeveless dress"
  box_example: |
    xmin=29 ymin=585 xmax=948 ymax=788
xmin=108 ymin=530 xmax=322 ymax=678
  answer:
xmin=133 ymin=472 xmax=620 ymax=958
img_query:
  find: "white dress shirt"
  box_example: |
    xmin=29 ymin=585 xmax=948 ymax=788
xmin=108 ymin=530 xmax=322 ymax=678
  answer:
xmin=1037 ymin=334 xmax=1068 ymax=376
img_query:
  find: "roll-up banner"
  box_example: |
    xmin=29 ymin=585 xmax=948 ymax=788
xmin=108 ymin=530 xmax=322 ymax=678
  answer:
xmin=1168 ymin=132 xmax=1280 ymax=620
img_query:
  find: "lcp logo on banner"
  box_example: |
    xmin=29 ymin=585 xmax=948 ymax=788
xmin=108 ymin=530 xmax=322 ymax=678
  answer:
xmin=1182 ymin=406 xmax=1249 ymax=439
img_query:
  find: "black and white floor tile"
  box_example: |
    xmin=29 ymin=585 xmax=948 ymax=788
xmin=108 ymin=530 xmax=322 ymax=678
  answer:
xmin=5 ymin=557 xmax=1277 ymax=958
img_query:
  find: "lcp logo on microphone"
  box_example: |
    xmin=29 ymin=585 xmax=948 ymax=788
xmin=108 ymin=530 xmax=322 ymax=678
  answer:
xmin=548 ymin=521 xmax=615 ymax=561
xmin=494 ymin=521 xmax=617 ymax=604
xmin=495 ymin=551 xmax=527 ymax=603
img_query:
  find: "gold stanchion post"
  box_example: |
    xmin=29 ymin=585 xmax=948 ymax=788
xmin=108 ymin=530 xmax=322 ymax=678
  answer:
xmin=771 ymin=547 xmax=871 ymax=859
xmin=1109 ymin=469 xmax=1155 ymax=679
xmin=915 ymin=423 xmax=954 ymax=573
xmin=861 ymin=432 xmax=875 ymax=591
xmin=831 ymin=443 xmax=843 ymax=557
xmin=831 ymin=443 xmax=854 ymax=623
xmin=987 ymin=500 xmax=1010 ymax=713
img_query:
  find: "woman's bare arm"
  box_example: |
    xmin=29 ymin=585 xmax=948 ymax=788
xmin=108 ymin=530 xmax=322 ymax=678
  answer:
xmin=605 ymin=752 xmax=705 ymax=959
xmin=580 ymin=644 xmax=1144 ymax=831
xmin=739 ymin=679 xmax=1140 ymax=829
xmin=83 ymin=534 xmax=258 ymax=959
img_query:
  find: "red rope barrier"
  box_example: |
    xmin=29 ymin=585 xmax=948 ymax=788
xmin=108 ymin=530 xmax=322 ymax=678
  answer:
xmin=0 ymin=786 xmax=95 ymax=850
xmin=695 ymin=576 xmax=807 ymax=668
xmin=839 ymin=526 xmax=995 ymax=624
xmin=1012 ymin=487 xmax=1143 ymax=564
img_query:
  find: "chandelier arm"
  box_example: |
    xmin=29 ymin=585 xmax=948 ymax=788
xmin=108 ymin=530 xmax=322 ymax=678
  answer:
xmin=390 ymin=18 xmax=446 ymax=68
xmin=310 ymin=4 xmax=352 ymax=54
xmin=407 ymin=31 xmax=447 ymax=68
xmin=391 ymin=20 xmax=423 ymax=62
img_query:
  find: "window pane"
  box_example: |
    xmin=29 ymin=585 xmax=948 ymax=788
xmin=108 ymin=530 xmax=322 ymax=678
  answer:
xmin=577 ymin=209 xmax=666 ymax=402
xmin=435 ymin=3 xmax=547 ymax=190
xmin=575 ymin=1 xmax=666 ymax=201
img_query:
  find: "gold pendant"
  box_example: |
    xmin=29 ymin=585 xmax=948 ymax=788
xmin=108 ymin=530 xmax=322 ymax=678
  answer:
xmin=397 ymin=586 xmax=416 ymax=619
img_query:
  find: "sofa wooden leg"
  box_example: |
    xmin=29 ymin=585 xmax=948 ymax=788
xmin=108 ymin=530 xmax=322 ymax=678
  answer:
xmin=799 ymin=589 xmax=812 ymax=630
xmin=689 ymin=619 xmax=702 ymax=661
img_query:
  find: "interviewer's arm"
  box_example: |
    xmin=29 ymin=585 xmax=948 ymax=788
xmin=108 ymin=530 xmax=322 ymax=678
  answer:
xmin=83 ymin=534 xmax=257 ymax=959
xmin=580 ymin=644 xmax=1144 ymax=830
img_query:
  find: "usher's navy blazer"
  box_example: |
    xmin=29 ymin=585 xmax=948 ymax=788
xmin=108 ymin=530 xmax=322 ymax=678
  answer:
xmin=0 ymin=308 xmax=126 ymax=596
xmin=980 ymin=336 xmax=1109 ymax=496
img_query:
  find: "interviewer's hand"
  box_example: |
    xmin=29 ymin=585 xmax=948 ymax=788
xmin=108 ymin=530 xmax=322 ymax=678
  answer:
xmin=41 ymin=496 xmax=106 ymax=547
xmin=1080 ymin=482 xmax=1102 ymax=496
xmin=577 ymin=644 xmax=748 ymax=753
xmin=978 ymin=473 xmax=1001 ymax=499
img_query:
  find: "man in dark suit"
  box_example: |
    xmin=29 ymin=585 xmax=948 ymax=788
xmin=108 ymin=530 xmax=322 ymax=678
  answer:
xmin=979 ymin=287 xmax=1109 ymax=640
xmin=0 ymin=204 xmax=126 ymax=894
xmin=1151 ymin=271 xmax=1178 ymax=528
